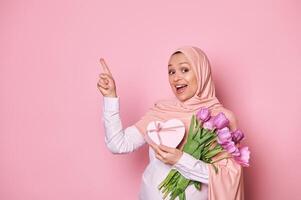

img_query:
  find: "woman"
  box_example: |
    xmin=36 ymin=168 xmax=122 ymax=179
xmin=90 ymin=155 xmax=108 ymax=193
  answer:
xmin=97 ymin=46 xmax=244 ymax=200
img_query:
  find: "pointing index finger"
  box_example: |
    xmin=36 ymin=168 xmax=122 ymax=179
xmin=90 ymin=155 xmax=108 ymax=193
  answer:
xmin=99 ymin=58 xmax=112 ymax=76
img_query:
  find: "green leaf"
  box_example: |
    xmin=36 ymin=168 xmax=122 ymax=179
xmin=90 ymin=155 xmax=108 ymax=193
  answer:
xmin=177 ymin=175 xmax=190 ymax=189
xmin=179 ymin=192 xmax=186 ymax=200
xmin=169 ymin=175 xmax=191 ymax=200
xmin=187 ymin=115 xmax=197 ymax=141
xmin=191 ymin=147 xmax=201 ymax=159
xmin=158 ymin=169 xmax=173 ymax=190
xmin=201 ymin=140 xmax=219 ymax=157
xmin=158 ymin=169 xmax=178 ymax=190
xmin=200 ymin=127 xmax=205 ymax=137
xmin=205 ymin=147 xmax=223 ymax=159
xmin=194 ymin=127 xmax=202 ymax=141
xmin=195 ymin=133 xmax=215 ymax=145
xmin=183 ymin=140 xmax=200 ymax=155
xmin=197 ymin=143 xmax=206 ymax=156
xmin=170 ymin=188 xmax=183 ymax=200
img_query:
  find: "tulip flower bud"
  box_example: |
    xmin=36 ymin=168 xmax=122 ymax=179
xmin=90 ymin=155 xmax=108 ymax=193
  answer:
xmin=196 ymin=107 xmax=211 ymax=122
xmin=217 ymin=127 xmax=232 ymax=145
xmin=234 ymin=146 xmax=250 ymax=167
xmin=213 ymin=112 xmax=229 ymax=129
xmin=232 ymin=130 xmax=245 ymax=144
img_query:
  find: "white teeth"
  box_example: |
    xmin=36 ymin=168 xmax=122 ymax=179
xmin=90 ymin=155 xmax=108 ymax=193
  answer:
xmin=175 ymin=84 xmax=187 ymax=88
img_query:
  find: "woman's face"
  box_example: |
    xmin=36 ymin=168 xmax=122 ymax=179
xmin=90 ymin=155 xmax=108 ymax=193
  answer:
xmin=168 ymin=52 xmax=198 ymax=102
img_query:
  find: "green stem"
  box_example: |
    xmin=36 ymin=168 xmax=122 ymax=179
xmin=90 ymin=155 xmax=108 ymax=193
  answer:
xmin=158 ymin=169 xmax=177 ymax=190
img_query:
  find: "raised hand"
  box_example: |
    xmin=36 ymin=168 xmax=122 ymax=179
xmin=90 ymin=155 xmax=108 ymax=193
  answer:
xmin=97 ymin=58 xmax=117 ymax=97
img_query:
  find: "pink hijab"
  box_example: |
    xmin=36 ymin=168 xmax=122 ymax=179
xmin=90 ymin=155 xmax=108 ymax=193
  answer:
xmin=134 ymin=45 xmax=244 ymax=200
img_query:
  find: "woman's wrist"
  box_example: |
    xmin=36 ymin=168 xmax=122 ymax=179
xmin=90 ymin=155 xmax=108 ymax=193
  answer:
xmin=173 ymin=150 xmax=184 ymax=165
xmin=105 ymin=92 xmax=117 ymax=98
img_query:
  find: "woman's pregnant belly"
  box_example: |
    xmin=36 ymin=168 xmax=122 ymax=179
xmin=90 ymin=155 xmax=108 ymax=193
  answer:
xmin=139 ymin=159 xmax=208 ymax=200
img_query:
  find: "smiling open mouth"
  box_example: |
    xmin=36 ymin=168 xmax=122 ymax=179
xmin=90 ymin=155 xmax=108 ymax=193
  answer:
xmin=175 ymin=84 xmax=188 ymax=94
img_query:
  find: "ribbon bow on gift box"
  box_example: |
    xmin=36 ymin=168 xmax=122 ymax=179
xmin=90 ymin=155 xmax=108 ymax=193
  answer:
xmin=145 ymin=119 xmax=185 ymax=148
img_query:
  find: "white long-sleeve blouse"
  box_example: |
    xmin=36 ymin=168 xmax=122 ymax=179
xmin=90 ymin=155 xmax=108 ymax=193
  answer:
xmin=102 ymin=96 xmax=209 ymax=200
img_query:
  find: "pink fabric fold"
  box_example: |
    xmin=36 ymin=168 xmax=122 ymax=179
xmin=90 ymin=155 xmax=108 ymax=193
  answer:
xmin=134 ymin=45 xmax=244 ymax=199
xmin=208 ymin=155 xmax=244 ymax=200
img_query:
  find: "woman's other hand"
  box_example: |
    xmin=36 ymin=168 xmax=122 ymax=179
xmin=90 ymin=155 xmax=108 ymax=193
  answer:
xmin=150 ymin=144 xmax=183 ymax=165
xmin=97 ymin=58 xmax=117 ymax=97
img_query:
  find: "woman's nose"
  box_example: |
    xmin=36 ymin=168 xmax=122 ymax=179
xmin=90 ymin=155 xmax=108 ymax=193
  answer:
xmin=173 ymin=73 xmax=182 ymax=82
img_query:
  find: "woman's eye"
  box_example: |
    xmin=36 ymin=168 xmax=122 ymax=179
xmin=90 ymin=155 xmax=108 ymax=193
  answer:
xmin=168 ymin=70 xmax=175 ymax=75
xmin=182 ymin=68 xmax=189 ymax=73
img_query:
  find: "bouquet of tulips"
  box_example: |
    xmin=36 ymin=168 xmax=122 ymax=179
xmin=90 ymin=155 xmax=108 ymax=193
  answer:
xmin=158 ymin=107 xmax=250 ymax=200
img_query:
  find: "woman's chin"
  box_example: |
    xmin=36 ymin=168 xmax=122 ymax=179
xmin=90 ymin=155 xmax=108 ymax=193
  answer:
xmin=172 ymin=89 xmax=194 ymax=102
xmin=175 ymin=95 xmax=188 ymax=102
xmin=174 ymin=92 xmax=196 ymax=102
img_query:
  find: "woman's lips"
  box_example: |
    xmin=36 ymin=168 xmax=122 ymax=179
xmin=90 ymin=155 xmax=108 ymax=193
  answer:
xmin=175 ymin=85 xmax=188 ymax=94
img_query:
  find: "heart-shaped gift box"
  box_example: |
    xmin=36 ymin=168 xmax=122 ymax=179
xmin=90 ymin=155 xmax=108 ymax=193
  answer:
xmin=144 ymin=119 xmax=185 ymax=148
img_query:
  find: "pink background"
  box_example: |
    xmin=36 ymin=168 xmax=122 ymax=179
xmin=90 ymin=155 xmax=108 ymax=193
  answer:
xmin=1 ymin=0 xmax=300 ymax=199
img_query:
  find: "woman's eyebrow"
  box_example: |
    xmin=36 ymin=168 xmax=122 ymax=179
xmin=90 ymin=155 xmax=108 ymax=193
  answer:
xmin=168 ymin=62 xmax=189 ymax=67
xmin=179 ymin=62 xmax=189 ymax=65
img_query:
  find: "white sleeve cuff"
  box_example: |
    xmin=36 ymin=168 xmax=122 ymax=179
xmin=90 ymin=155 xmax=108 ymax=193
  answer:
xmin=103 ymin=96 xmax=119 ymax=112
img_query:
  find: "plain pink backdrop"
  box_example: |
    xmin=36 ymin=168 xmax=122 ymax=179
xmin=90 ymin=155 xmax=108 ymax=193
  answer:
xmin=1 ymin=0 xmax=300 ymax=199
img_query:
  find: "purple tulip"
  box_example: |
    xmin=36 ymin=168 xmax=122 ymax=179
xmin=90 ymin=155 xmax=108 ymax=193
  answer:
xmin=213 ymin=112 xmax=229 ymax=129
xmin=203 ymin=118 xmax=215 ymax=130
xmin=234 ymin=146 xmax=250 ymax=167
xmin=196 ymin=107 xmax=211 ymax=122
xmin=222 ymin=141 xmax=240 ymax=156
xmin=232 ymin=130 xmax=245 ymax=144
xmin=217 ymin=127 xmax=232 ymax=145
